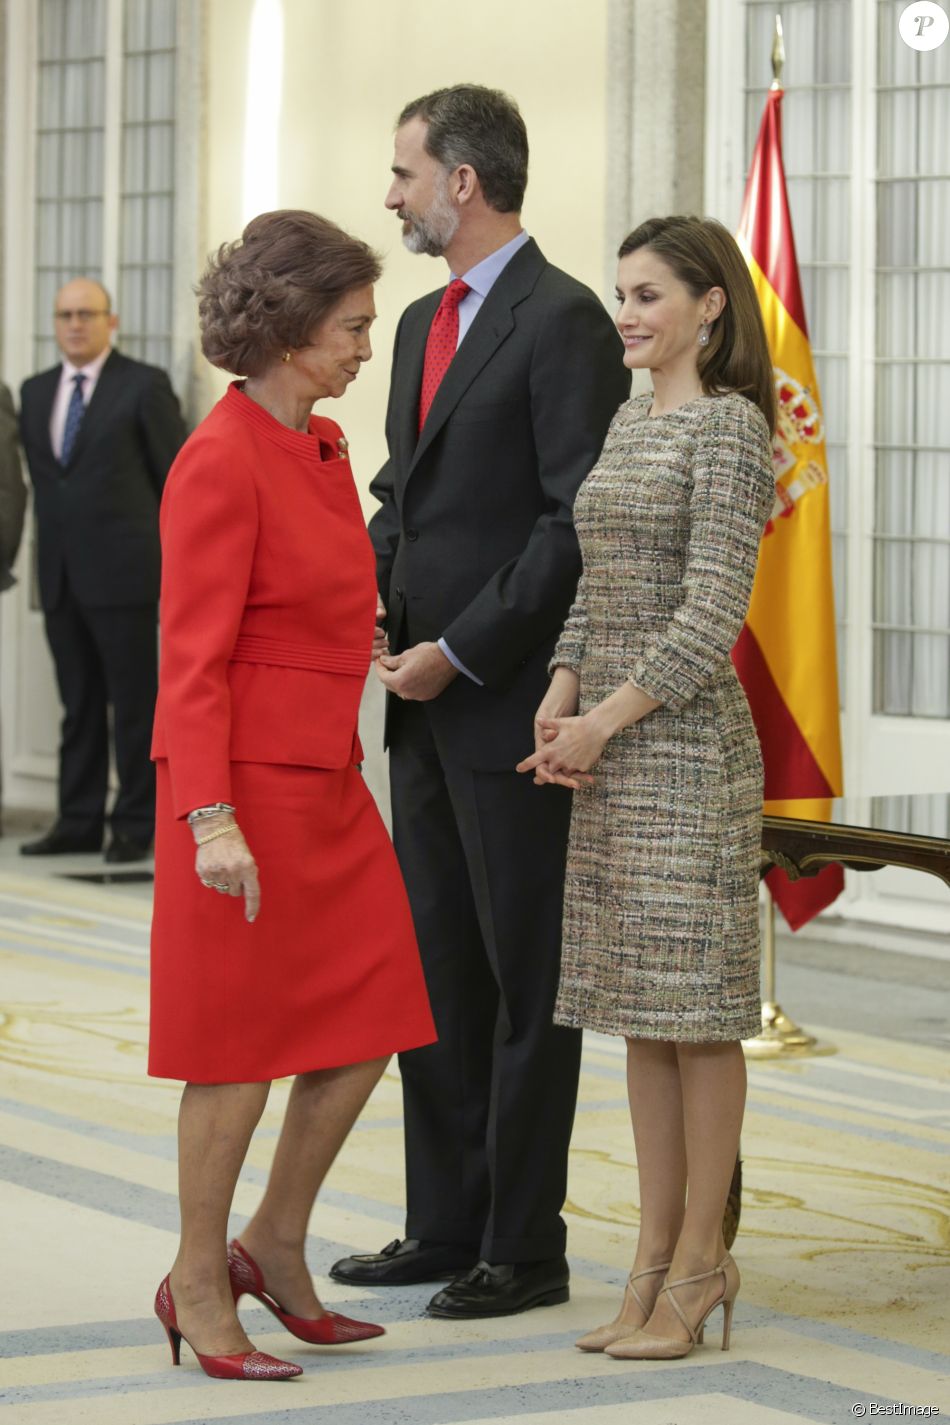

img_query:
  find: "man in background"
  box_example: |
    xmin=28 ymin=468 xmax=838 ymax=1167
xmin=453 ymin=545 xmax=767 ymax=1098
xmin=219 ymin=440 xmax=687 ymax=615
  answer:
xmin=0 ymin=381 xmax=26 ymax=596
xmin=331 ymin=85 xmax=629 ymax=1317
xmin=0 ymin=380 xmax=28 ymax=832
xmin=18 ymin=278 xmax=185 ymax=862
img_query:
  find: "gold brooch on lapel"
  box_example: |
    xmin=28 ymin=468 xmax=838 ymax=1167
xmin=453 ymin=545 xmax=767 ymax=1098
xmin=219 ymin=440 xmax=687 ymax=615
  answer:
xmin=337 ymin=436 xmax=349 ymax=460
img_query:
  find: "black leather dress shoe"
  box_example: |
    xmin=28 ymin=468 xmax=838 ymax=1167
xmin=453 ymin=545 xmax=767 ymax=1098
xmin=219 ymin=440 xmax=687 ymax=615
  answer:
xmin=329 ymin=1238 xmax=480 ymax=1286
xmin=20 ymin=826 xmax=102 ymax=856
xmin=104 ymin=833 xmax=152 ymax=864
xmin=427 ymin=1257 xmax=570 ymax=1318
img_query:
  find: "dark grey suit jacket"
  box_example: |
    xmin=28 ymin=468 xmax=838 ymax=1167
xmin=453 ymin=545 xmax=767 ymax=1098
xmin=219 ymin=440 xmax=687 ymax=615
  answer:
xmin=19 ymin=348 xmax=185 ymax=610
xmin=0 ymin=382 xmax=27 ymax=591
xmin=369 ymin=238 xmax=630 ymax=769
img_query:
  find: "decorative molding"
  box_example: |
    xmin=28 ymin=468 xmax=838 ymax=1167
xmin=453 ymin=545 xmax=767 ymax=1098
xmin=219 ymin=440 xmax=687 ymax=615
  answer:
xmin=605 ymin=0 xmax=707 ymax=287
xmin=172 ymin=0 xmax=206 ymax=422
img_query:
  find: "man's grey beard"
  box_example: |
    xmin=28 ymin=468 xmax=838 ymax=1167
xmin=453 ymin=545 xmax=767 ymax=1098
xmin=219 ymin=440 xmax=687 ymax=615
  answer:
xmin=400 ymin=176 xmax=460 ymax=257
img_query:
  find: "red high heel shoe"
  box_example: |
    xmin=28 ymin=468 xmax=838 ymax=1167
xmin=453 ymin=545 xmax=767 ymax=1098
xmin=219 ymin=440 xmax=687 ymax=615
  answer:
xmin=154 ymin=1275 xmax=303 ymax=1379
xmin=228 ymin=1238 xmax=386 ymax=1345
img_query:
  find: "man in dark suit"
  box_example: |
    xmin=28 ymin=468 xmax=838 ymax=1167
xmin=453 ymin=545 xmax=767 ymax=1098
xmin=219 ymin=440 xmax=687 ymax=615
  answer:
xmin=330 ymin=86 xmax=630 ymax=1316
xmin=18 ymin=277 xmax=185 ymax=861
xmin=1 ymin=381 xmax=28 ymax=831
xmin=0 ymin=381 xmax=26 ymax=595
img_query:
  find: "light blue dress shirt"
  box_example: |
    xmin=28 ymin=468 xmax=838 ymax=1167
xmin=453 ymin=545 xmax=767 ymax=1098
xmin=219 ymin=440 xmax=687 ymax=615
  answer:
xmin=437 ymin=230 xmax=530 ymax=685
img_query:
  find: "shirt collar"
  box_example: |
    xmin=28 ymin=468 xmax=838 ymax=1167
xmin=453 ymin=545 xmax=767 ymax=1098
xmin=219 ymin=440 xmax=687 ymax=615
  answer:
xmin=456 ymin=230 xmax=530 ymax=299
xmin=61 ymin=345 xmax=113 ymax=382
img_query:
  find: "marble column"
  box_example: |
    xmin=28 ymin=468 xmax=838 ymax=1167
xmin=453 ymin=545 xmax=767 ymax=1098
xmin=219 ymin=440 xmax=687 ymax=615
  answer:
xmin=605 ymin=0 xmax=707 ymax=275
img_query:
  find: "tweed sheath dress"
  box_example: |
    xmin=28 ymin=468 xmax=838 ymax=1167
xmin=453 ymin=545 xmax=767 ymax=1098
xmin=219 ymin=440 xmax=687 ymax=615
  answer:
xmin=552 ymin=392 xmax=775 ymax=1042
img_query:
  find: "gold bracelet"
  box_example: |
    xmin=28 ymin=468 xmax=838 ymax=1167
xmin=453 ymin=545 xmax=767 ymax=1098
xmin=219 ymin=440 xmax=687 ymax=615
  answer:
xmin=194 ymin=823 xmax=239 ymax=847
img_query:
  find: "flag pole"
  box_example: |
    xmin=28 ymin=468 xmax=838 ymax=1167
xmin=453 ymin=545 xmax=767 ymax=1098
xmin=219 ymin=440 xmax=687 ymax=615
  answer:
xmin=740 ymin=13 xmax=836 ymax=1061
xmin=743 ymin=885 xmax=835 ymax=1058
xmin=770 ymin=11 xmax=785 ymax=89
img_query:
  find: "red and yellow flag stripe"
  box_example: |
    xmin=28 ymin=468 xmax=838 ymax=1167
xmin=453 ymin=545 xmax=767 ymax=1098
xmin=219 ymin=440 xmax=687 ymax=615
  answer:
xmin=733 ymin=87 xmax=844 ymax=930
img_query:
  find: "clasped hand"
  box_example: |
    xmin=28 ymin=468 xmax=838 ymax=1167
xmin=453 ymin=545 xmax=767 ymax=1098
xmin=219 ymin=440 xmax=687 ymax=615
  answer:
xmin=375 ymin=640 xmax=457 ymax=702
xmin=516 ymin=713 xmax=605 ymax=789
xmin=372 ymin=596 xmax=388 ymax=660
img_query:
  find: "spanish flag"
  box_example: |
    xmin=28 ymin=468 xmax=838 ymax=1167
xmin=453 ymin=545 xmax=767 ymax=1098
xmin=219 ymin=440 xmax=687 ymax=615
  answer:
xmin=733 ymin=86 xmax=844 ymax=930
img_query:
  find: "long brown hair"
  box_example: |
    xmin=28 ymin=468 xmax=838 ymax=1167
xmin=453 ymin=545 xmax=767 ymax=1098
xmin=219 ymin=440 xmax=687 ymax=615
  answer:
xmin=618 ymin=216 xmax=776 ymax=433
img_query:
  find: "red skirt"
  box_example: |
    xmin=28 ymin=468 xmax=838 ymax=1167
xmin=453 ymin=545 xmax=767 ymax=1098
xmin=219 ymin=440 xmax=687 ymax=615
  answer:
xmin=148 ymin=760 xmax=435 ymax=1082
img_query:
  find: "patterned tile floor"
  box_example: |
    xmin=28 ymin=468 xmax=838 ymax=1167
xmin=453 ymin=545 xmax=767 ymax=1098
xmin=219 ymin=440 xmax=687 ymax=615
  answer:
xmin=0 ymin=826 xmax=948 ymax=1424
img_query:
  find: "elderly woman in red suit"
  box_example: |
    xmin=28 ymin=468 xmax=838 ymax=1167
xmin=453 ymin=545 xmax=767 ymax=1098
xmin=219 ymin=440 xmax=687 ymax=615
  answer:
xmin=148 ymin=210 xmax=435 ymax=1381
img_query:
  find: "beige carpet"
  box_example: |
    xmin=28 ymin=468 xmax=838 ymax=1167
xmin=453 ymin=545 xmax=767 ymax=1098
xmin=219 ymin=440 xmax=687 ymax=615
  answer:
xmin=0 ymin=864 xmax=948 ymax=1423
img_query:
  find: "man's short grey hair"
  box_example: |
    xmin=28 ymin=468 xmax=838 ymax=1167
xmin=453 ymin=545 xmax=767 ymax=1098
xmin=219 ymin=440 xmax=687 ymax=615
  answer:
xmin=397 ymin=84 xmax=529 ymax=214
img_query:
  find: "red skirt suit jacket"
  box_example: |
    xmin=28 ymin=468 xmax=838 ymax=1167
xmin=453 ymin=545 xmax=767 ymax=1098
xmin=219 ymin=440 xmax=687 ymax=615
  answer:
xmin=151 ymin=383 xmax=372 ymax=805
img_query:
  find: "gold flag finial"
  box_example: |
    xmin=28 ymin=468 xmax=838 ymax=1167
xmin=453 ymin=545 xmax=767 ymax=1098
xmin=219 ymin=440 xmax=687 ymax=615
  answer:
xmin=771 ymin=13 xmax=785 ymax=88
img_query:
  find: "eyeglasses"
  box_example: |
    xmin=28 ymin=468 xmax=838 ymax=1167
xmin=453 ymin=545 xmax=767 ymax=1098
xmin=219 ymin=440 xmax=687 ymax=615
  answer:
xmin=53 ymin=309 xmax=111 ymax=323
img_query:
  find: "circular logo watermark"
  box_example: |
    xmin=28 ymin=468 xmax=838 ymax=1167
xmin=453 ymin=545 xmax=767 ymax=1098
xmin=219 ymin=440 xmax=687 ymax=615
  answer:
xmin=899 ymin=2 xmax=949 ymax=49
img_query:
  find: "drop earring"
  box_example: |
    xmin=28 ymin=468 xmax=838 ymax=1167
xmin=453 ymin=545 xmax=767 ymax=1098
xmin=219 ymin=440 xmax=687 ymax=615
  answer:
xmin=698 ymin=323 xmax=710 ymax=347
xmin=281 ymin=351 xmax=291 ymax=363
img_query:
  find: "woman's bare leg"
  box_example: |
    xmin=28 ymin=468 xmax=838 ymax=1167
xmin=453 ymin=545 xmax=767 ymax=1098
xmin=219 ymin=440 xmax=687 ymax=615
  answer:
xmin=237 ymin=1057 xmax=389 ymax=1315
xmin=625 ymin=1037 xmax=687 ymax=1317
xmin=642 ymin=1039 xmax=746 ymax=1341
xmin=168 ymin=1079 xmax=271 ymax=1354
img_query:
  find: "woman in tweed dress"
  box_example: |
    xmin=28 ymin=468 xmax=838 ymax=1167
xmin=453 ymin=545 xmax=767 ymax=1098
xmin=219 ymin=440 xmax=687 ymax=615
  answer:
xmin=518 ymin=217 xmax=775 ymax=1360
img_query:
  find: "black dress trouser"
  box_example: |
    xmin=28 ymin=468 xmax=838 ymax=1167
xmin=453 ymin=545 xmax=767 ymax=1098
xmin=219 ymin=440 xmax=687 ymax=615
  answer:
xmin=389 ymin=699 xmax=583 ymax=1264
xmin=43 ymin=576 xmax=158 ymax=842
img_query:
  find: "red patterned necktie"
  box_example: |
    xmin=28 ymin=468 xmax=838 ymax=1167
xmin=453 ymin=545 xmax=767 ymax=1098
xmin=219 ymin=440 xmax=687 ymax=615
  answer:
xmin=418 ymin=278 xmax=471 ymax=433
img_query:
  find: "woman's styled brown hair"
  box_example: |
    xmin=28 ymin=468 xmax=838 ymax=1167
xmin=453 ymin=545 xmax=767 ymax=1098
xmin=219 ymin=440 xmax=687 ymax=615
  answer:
xmin=618 ymin=216 xmax=776 ymax=433
xmin=197 ymin=210 xmax=382 ymax=376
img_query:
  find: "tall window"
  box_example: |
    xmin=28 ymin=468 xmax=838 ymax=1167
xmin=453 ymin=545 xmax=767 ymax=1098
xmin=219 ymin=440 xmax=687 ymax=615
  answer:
xmin=742 ymin=0 xmax=950 ymax=722
xmin=873 ymin=0 xmax=950 ymax=716
xmin=120 ymin=0 xmax=178 ymax=370
xmin=34 ymin=0 xmax=107 ymax=368
xmin=32 ymin=0 xmax=179 ymax=372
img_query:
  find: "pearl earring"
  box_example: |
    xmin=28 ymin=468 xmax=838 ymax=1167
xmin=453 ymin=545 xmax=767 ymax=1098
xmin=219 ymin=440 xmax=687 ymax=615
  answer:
xmin=698 ymin=323 xmax=710 ymax=347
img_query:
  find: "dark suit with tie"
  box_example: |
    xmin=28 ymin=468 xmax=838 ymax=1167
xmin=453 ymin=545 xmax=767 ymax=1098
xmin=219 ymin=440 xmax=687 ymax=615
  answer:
xmin=19 ymin=348 xmax=185 ymax=843
xmin=369 ymin=238 xmax=630 ymax=1263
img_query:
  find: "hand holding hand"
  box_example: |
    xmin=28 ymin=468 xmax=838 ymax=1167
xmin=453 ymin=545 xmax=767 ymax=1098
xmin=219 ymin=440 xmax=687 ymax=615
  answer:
xmin=193 ymin=816 xmax=260 ymax=923
xmin=376 ymin=641 xmax=458 ymax=702
xmin=516 ymin=712 xmax=608 ymax=788
xmin=372 ymin=597 xmax=388 ymax=661
xmin=521 ymin=669 xmax=593 ymax=788
xmin=533 ymin=668 xmax=581 ymax=749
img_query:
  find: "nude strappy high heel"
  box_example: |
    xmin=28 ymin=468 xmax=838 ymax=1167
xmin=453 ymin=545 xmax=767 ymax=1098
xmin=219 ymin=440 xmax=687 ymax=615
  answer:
xmin=575 ymin=1261 xmax=671 ymax=1352
xmin=605 ymin=1253 xmax=739 ymax=1360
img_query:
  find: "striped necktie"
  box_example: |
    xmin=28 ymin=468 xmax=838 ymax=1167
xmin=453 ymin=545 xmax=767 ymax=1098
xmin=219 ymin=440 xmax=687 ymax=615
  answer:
xmin=60 ymin=372 xmax=87 ymax=464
